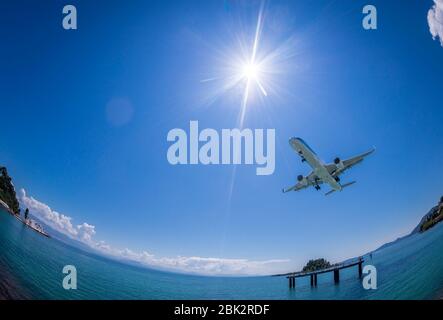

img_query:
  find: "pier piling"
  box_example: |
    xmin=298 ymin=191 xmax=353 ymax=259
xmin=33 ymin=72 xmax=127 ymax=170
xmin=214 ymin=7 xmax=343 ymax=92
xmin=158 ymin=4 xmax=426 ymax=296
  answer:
xmin=334 ymin=269 xmax=340 ymax=284
xmin=288 ymin=277 xmax=296 ymax=289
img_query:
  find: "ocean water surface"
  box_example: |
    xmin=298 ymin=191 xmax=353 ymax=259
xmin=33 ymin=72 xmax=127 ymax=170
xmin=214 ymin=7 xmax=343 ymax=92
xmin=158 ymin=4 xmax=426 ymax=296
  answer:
xmin=1 ymin=208 xmax=443 ymax=300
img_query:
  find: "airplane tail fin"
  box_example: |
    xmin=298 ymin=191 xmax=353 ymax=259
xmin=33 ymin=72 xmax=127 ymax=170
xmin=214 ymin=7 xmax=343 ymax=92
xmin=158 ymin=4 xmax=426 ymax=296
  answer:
xmin=325 ymin=181 xmax=356 ymax=196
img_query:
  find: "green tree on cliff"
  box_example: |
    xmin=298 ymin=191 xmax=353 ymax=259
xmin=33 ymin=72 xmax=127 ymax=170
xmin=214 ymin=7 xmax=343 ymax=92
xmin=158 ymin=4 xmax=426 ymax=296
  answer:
xmin=0 ymin=166 xmax=20 ymax=214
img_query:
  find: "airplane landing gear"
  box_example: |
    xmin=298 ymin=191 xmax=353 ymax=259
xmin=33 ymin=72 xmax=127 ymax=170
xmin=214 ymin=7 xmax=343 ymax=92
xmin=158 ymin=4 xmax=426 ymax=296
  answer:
xmin=314 ymin=177 xmax=321 ymax=190
xmin=335 ymin=176 xmax=340 ymax=182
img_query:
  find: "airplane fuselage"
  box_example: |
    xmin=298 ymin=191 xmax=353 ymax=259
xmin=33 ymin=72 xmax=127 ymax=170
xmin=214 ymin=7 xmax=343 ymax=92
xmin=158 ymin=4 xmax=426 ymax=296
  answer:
xmin=289 ymin=137 xmax=342 ymax=191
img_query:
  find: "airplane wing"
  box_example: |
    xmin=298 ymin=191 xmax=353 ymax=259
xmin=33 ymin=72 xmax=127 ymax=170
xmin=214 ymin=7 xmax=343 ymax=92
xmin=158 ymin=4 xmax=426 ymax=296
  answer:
xmin=282 ymin=172 xmax=323 ymax=193
xmin=326 ymin=148 xmax=375 ymax=176
xmin=282 ymin=183 xmax=307 ymax=193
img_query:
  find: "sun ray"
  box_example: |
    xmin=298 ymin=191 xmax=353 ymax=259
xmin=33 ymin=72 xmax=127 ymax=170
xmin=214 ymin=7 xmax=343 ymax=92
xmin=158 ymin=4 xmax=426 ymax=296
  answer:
xmin=256 ymin=78 xmax=268 ymax=97
xmin=201 ymin=0 xmax=300 ymax=126
xmin=240 ymin=78 xmax=251 ymax=126
xmin=237 ymin=3 xmax=267 ymax=127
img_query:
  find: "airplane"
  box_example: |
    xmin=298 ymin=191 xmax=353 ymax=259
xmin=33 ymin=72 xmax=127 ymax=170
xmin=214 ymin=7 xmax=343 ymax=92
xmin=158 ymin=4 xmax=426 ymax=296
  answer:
xmin=282 ymin=137 xmax=375 ymax=196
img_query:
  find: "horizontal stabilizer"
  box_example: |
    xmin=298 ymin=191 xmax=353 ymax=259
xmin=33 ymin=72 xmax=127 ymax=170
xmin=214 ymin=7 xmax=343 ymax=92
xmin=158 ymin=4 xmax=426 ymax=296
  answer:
xmin=325 ymin=181 xmax=356 ymax=196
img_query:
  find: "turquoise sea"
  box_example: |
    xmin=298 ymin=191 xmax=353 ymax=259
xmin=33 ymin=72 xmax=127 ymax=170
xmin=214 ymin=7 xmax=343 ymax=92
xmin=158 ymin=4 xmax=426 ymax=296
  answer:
xmin=1 ymin=207 xmax=443 ymax=300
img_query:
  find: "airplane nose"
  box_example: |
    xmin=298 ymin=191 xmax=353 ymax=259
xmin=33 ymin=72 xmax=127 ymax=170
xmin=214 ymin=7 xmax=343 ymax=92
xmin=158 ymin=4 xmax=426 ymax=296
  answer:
xmin=289 ymin=137 xmax=302 ymax=145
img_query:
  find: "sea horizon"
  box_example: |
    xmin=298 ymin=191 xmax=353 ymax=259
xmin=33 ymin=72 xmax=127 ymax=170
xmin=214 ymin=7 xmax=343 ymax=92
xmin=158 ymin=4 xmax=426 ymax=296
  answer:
xmin=2 ymin=206 xmax=443 ymax=300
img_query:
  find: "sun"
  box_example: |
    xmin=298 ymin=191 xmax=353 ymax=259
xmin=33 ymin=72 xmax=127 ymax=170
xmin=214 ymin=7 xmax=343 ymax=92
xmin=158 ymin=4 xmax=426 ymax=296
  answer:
xmin=202 ymin=2 xmax=293 ymax=127
xmin=242 ymin=62 xmax=260 ymax=81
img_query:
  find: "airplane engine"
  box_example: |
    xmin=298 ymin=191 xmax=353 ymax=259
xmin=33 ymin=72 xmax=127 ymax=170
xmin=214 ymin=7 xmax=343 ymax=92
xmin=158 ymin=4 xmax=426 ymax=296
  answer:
xmin=297 ymin=174 xmax=308 ymax=186
xmin=334 ymin=157 xmax=345 ymax=170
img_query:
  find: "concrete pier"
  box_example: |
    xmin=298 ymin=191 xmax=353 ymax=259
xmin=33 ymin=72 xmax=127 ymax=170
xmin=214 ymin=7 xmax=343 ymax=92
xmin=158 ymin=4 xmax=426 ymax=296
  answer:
xmin=285 ymin=258 xmax=364 ymax=289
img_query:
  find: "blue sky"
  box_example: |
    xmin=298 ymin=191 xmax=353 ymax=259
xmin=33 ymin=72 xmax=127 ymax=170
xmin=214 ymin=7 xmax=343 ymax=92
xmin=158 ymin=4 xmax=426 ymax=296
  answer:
xmin=1 ymin=0 xmax=443 ymax=275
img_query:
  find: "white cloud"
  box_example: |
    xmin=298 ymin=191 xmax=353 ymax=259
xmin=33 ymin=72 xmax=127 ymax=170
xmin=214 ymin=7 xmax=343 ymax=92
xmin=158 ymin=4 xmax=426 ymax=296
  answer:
xmin=428 ymin=0 xmax=443 ymax=46
xmin=77 ymin=222 xmax=96 ymax=244
xmin=19 ymin=189 xmax=289 ymax=275
xmin=20 ymin=189 xmax=79 ymax=238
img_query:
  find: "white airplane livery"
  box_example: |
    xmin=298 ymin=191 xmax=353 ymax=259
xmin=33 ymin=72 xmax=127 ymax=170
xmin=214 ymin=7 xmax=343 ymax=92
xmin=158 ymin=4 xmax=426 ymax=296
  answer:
xmin=283 ymin=137 xmax=375 ymax=196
